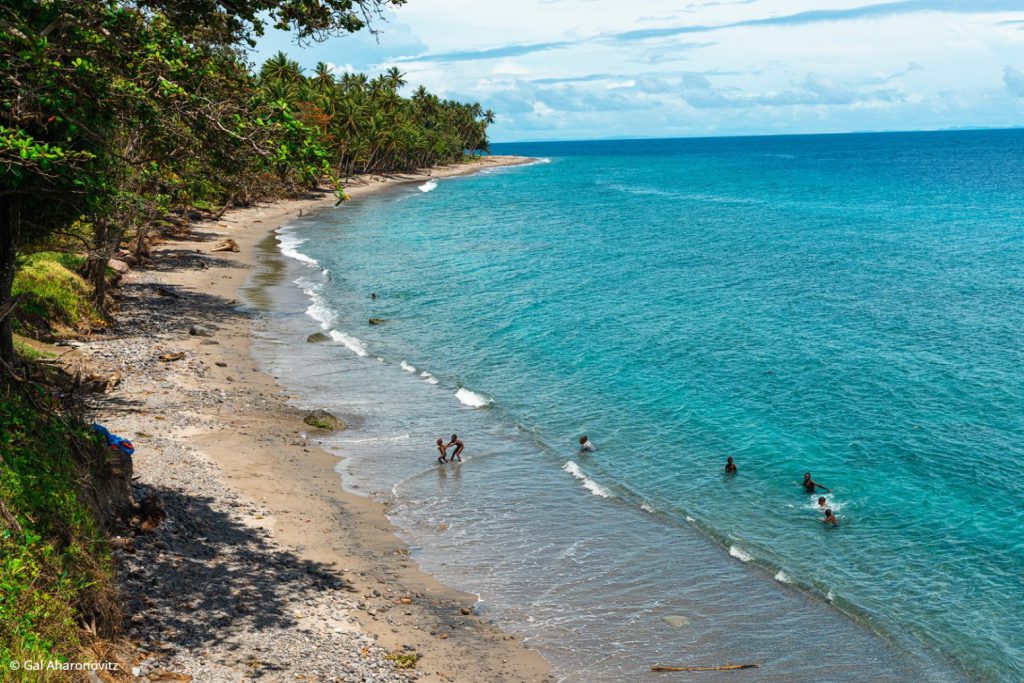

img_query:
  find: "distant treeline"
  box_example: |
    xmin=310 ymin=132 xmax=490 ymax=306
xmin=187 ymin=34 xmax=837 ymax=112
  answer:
xmin=0 ymin=0 xmax=493 ymax=364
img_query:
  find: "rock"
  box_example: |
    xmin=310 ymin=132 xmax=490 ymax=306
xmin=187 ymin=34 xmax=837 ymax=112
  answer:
xmin=661 ymin=615 xmax=689 ymax=628
xmin=108 ymin=258 xmax=130 ymax=274
xmin=158 ymin=352 xmax=185 ymax=362
xmin=307 ymin=332 xmax=330 ymax=343
xmin=368 ymin=318 xmax=387 ymax=325
xmin=304 ymin=410 xmax=345 ymax=431
xmin=189 ymin=325 xmax=213 ymax=337
xmin=459 ymin=607 xmax=472 ymax=616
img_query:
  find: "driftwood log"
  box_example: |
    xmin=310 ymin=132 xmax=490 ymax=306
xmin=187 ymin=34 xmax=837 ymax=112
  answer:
xmin=211 ymin=238 xmax=239 ymax=252
xmin=651 ymin=663 xmax=760 ymax=672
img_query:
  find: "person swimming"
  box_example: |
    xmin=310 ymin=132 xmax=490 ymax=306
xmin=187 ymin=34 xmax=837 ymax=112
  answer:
xmin=817 ymin=496 xmax=827 ymax=508
xmin=579 ymin=435 xmax=597 ymax=452
xmin=725 ymin=456 xmax=737 ymax=474
xmin=446 ymin=434 xmax=464 ymax=462
xmin=821 ymin=508 xmax=839 ymax=526
xmin=802 ymin=472 xmax=831 ymax=494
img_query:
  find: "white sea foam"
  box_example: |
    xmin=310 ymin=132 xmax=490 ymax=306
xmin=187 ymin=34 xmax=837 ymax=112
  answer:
xmin=329 ymin=330 xmax=368 ymax=357
xmin=805 ymin=495 xmax=844 ymax=513
xmin=420 ymin=371 xmax=439 ymax=385
xmin=562 ymin=461 xmax=613 ymax=498
xmin=685 ymin=515 xmax=696 ymax=524
xmin=827 ymin=590 xmax=836 ymax=602
xmin=418 ymin=180 xmax=438 ymax=193
xmin=640 ymin=503 xmax=655 ymax=513
xmin=729 ymin=545 xmax=753 ymax=563
xmin=306 ymin=301 xmax=334 ymax=328
xmin=455 ymin=387 xmax=490 ymax=408
xmin=400 ymin=361 xmax=416 ymax=373
xmin=277 ymin=229 xmax=319 ymax=266
xmin=774 ymin=571 xmax=792 ymax=584
xmin=294 ymin=277 xmax=335 ymax=328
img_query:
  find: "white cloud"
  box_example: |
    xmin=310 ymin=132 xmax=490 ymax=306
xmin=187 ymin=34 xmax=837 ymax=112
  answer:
xmin=255 ymin=1 xmax=1024 ymax=140
xmin=1004 ymin=66 xmax=1024 ymax=96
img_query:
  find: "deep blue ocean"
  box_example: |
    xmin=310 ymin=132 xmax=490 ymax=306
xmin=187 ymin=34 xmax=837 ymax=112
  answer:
xmin=246 ymin=130 xmax=1024 ymax=682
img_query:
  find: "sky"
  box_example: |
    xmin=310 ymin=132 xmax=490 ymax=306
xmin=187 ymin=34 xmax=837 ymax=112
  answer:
xmin=251 ymin=0 xmax=1024 ymax=142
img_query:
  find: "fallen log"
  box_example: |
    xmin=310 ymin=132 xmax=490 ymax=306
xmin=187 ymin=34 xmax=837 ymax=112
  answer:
xmin=651 ymin=663 xmax=759 ymax=672
xmin=211 ymin=238 xmax=239 ymax=252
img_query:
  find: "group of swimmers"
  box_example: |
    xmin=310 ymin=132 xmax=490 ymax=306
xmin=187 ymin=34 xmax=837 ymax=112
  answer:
xmin=726 ymin=458 xmax=840 ymax=526
xmin=435 ymin=434 xmax=838 ymax=526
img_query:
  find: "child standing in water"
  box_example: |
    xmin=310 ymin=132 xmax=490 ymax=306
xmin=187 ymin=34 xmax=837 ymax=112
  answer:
xmin=436 ymin=438 xmax=448 ymax=463
xmin=446 ymin=434 xmax=464 ymax=462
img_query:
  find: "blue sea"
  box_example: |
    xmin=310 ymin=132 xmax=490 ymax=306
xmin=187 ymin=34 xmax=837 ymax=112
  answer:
xmin=245 ymin=130 xmax=1024 ymax=682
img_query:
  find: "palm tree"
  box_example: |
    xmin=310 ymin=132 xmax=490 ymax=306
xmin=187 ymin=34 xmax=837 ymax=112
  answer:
xmin=384 ymin=66 xmax=407 ymax=91
xmin=260 ymin=51 xmax=303 ymax=84
xmin=312 ymin=62 xmax=335 ymax=91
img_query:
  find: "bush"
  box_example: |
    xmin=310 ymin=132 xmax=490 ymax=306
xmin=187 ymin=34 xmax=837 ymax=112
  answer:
xmin=0 ymin=383 xmax=124 ymax=676
xmin=11 ymin=253 xmax=105 ymax=338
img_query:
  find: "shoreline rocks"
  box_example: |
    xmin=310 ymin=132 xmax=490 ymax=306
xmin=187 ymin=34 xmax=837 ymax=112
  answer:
xmin=304 ymin=409 xmax=345 ymax=431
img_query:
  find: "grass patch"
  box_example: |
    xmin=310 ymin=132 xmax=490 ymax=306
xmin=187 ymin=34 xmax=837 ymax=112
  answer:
xmin=12 ymin=336 xmax=56 ymax=362
xmin=11 ymin=253 xmax=106 ymax=338
xmin=0 ymin=382 xmax=124 ymax=677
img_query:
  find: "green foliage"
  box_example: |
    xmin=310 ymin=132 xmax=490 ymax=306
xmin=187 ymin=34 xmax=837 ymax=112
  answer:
xmin=385 ymin=650 xmax=421 ymax=669
xmin=256 ymin=55 xmax=495 ymax=176
xmin=0 ymin=0 xmax=497 ymax=362
xmin=0 ymin=384 xmax=116 ymax=673
xmin=12 ymin=253 xmax=104 ymax=337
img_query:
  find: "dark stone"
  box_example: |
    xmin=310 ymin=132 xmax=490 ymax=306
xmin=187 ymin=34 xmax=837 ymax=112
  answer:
xmin=303 ymin=409 xmax=344 ymax=431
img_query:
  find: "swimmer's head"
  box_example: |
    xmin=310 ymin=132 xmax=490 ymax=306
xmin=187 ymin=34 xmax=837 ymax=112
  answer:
xmin=818 ymin=496 xmax=826 ymax=506
xmin=825 ymin=509 xmax=834 ymax=518
xmin=580 ymin=435 xmax=588 ymax=444
xmin=804 ymin=472 xmax=812 ymax=481
xmin=436 ymin=438 xmax=443 ymax=445
xmin=727 ymin=456 xmax=734 ymax=463
xmin=451 ymin=434 xmax=458 ymax=441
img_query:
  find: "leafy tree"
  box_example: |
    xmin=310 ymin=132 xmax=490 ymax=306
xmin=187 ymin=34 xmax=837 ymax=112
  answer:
xmin=0 ymin=0 xmax=495 ymax=368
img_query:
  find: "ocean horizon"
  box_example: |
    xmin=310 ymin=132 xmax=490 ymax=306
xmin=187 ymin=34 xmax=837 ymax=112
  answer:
xmin=246 ymin=128 xmax=1024 ymax=682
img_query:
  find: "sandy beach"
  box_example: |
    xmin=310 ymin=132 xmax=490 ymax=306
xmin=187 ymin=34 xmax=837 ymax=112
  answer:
xmin=75 ymin=156 xmax=551 ymax=682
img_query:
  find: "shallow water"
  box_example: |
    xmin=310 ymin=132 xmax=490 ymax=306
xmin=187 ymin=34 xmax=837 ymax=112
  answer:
xmin=245 ymin=130 xmax=1024 ymax=682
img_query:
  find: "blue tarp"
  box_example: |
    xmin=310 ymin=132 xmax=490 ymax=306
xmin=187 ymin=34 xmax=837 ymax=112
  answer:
xmin=91 ymin=423 xmax=135 ymax=456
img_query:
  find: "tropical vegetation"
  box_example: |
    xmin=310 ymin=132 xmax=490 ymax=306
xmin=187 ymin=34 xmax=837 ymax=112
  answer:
xmin=0 ymin=0 xmax=495 ymax=673
xmin=0 ymin=0 xmax=494 ymax=366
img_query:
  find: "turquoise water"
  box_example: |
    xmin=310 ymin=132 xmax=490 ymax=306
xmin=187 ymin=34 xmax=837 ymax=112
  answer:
xmin=248 ymin=130 xmax=1024 ymax=682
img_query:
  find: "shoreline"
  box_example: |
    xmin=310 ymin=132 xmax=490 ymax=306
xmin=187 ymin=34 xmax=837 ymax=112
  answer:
xmin=81 ymin=156 xmax=551 ymax=681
